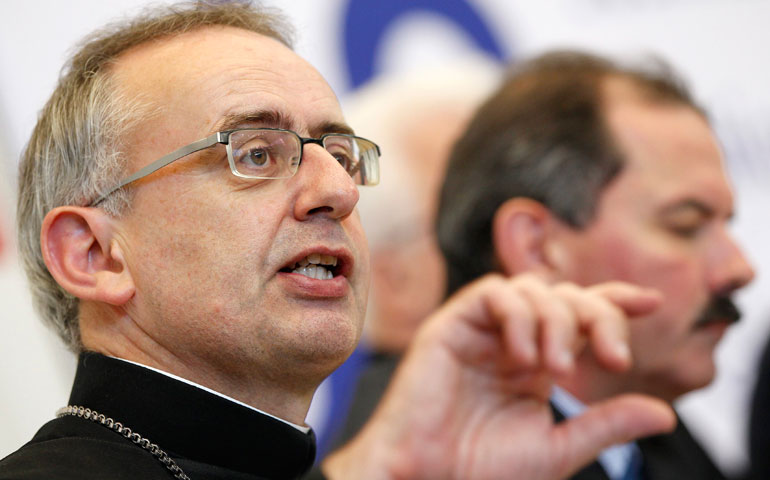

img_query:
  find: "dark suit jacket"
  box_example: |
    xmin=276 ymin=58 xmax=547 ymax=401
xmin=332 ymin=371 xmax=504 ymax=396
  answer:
xmin=329 ymin=352 xmax=400 ymax=451
xmin=552 ymin=407 xmax=726 ymax=480
xmin=747 ymin=332 xmax=770 ymax=480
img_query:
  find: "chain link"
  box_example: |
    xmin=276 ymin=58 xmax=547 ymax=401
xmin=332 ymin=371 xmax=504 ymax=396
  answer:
xmin=57 ymin=405 xmax=191 ymax=480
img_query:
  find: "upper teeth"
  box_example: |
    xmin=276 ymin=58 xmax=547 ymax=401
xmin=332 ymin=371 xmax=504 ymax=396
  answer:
xmin=291 ymin=254 xmax=338 ymax=280
xmin=296 ymin=253 xmax=338 ymax=267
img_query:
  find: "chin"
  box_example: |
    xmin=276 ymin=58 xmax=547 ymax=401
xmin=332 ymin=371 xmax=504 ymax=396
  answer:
xmin=297 ymin=318 xmax=361 ymax=366
xmin=312 ymin=334 xmax=359 ymax=363
xmin=669 ymin=365 xmax=717 ymax=400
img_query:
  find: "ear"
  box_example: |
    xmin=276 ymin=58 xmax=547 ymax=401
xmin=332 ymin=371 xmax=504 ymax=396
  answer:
xmin=41 ymin=206 xmax=135 ymax=306
xmin=492 ymin=198 xmax=562 ymax=277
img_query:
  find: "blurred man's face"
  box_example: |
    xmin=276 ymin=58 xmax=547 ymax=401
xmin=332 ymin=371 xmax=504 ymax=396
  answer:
xmin=553 ymin=79 xmax=754 ymax=401
xmin=99 ymin=27 xmax=370 ymax=404
xmin=363 ymin=104 xmax=470 ymax=352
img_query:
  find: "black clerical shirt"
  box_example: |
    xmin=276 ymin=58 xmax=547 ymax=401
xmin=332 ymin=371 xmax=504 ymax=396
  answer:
xmin=0 ymin=352 xmax=317 ymax=479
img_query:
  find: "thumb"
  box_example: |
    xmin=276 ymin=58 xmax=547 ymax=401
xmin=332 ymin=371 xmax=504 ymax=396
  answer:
xmin=554 ymin=393 xmax=676 ymax=477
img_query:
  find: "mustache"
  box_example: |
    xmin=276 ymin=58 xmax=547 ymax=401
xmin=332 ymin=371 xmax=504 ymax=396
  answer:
xmin=694 ymin=296 xmax=742 ymax=329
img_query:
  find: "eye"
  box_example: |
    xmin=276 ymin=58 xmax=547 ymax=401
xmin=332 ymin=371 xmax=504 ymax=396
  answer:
xmin=324 ymin=137 xmax=358 ymax=174
xmin=232 ymin=139 xmax=280 ymax=176
xmin=243 ymin=147 xmax=271 ymax=167
xmin=660 ymin=205 xmax=710 ymax=240
xmin=333 ymin=152 xmax=353 ymax=172
xmin=668 ymin=223 xmax=703 ymax=238
xmin=662 ymin=216 xmax=710 ymax=240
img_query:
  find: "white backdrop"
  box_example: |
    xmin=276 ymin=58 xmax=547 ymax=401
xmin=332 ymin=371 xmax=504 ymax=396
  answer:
xmin=1 ymin=0 xmax=768 ymax=474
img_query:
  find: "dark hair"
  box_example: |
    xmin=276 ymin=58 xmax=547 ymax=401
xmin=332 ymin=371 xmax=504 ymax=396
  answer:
xmin=436 ymin=50 xmax=704 ymax=296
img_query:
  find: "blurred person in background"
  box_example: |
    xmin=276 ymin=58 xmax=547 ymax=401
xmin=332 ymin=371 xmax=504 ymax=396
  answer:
xmin=327 ymin=57 xmax=502 ymax=448
xmin=437 ymin=50 xmax=755 ymax=480
xmin=352 ymin=57 xmax=502 ymax=354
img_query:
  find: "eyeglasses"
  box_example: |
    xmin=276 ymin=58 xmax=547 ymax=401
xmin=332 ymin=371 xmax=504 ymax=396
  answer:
xmin=89 ymin=128 xmax=381 ymax=206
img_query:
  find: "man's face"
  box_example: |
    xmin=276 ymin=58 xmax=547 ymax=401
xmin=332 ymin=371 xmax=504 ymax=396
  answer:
xmin=105 ymin=27 xmax=370 ymax=393
xmin=553 ymin=80 xmax=754 ymax=401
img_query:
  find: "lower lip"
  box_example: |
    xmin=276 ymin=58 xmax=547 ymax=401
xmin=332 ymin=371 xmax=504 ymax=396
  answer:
xmin=277 ymin=271 xmax=349 ymax=298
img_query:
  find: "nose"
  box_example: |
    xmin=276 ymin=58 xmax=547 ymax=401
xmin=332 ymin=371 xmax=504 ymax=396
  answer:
xmin=291 ymin=143 xmax=359 ymax=221
xmin=708 ymin=227 xmax=755 ymax=295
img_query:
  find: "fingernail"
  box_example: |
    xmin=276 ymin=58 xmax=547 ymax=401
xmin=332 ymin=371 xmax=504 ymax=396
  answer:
xmin=615 ymin=342 xmax=631 ymax=361
xmin=558 ymin=350 xmax=574 ymax=370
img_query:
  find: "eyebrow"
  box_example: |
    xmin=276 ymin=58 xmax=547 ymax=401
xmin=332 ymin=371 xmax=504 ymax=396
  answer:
xmin=313 ymin=121 xmax=355 ymax=137
xmin=214 ymin=110 xmax=355 ymax=137
xmin=215 ymin=110 xmax=295 ymax=132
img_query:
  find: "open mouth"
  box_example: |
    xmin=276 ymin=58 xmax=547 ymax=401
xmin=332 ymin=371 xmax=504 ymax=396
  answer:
xmin=280 ymin=253 xmax=341 ymax=280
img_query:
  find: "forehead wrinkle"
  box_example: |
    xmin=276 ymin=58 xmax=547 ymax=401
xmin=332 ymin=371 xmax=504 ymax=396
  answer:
xmin=117 ymin=26 xmax=349 ymax=158
xmin=191 ymin=62 xmax=292 ymax=121
xmin=199 ymin=66 xmax=350 ymax=137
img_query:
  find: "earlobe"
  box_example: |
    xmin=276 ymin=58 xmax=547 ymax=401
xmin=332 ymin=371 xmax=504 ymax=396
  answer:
xmin=492 ymin=198 xmax=556 ymax=276
xmin=41 ymin=206 xmax=135 ymax=306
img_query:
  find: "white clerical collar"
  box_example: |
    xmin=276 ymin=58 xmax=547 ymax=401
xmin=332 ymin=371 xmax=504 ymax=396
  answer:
xmin=551 ymin=385 xmax=641 ymax=480
xmin=112 ymin=356 xmax=310 ymax=434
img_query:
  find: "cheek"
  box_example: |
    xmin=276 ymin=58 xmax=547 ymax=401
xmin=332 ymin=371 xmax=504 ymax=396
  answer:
xmin=588 ymin=233 xmax=711 ymax=349
xmin=127 ymin=188 xmax=286 ymax=310
xmin=579 ymin=230 xmax=702 ymax=296
xmin=376 ymin=242 xmax=444 ymax=319
xmin=567 ymin=229 xmax=707 ymax=329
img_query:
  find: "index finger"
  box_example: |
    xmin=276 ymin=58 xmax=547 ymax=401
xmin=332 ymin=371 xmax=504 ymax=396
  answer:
xmin=588 ymin=282 xmax=663 ymax=317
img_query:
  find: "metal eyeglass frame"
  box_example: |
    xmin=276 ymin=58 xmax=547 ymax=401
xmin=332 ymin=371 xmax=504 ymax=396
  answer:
xmin=88 ymin=127 xmax=381 ymax=207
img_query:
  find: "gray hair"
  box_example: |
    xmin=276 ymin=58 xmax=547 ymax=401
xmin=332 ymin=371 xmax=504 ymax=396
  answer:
xmin=344 ymin=56 xmax=502 ymax=350
xmin=350 ymin=55 xmax=503 ymax=250
xmin=17 ymin=1 xmax=294 ymax=351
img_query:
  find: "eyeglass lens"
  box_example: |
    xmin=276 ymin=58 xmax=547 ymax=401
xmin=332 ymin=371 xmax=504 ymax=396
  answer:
xmin=229 ymin=129 xmax=379 ymax=185
xmin=229 ymin=129 xmax=301 ymax=179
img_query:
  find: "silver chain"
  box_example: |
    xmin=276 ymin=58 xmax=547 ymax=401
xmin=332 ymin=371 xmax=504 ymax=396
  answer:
xmin=57 ymin=405 xmax=191 ymax=480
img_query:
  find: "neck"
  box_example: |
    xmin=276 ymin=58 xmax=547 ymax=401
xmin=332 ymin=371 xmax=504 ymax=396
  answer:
xmin=79 ymin=306 xmax=316 ymax=425
xmin=112 ymin=350 xmax=316 ymax=426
